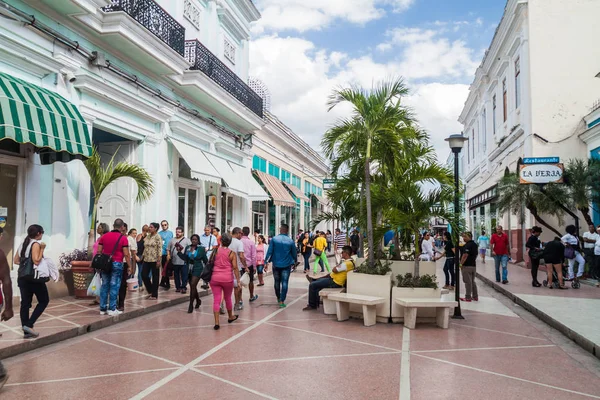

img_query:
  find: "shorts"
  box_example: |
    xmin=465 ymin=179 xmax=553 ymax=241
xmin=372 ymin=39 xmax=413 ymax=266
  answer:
xmin=256 ymin=265 xmax=264 ymax=274
xmin=240 ymin=265 xmax=255 ymax=283
xmin=479 ymin=249 xmax=487 ymax=255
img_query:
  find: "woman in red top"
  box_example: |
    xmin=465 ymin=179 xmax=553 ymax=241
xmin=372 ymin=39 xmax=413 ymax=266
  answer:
xmin=210 ymin=233 xmax=240 ymax=330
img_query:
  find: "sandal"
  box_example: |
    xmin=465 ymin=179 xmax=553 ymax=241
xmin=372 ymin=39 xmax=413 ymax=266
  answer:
xmin=228 ymin=315 xmax=239 ymax=324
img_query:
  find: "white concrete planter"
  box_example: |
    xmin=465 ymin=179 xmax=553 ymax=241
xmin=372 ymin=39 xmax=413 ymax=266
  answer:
xmin=389 ymin=260 xmax=437 ymax=278
xmin=346 ymin=271 xmax=392 ymax=323
xmin=391 ymin=287 xmax=442 ymax=323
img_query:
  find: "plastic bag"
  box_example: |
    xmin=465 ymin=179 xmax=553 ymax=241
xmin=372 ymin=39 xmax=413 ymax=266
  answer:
xmin=87 ymin=272 xmax=101 ymax=297
xmin=239 ymin=273 xmax=250 ymax=287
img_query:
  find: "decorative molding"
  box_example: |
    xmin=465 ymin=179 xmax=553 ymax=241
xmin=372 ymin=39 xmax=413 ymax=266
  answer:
xmin=217 ymin=5 xmax=249 ymax=41
xmin=223 ymin=37 xmax=236 ymax=65
xmin=184 ymin=0 xmax=201 ymax=30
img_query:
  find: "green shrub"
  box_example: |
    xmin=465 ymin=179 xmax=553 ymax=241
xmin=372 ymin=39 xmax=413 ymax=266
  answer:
xmin=355 ymin=258 xmax=392 ymax=275
xmin=395 ymin=273 xmax=438 ymax=289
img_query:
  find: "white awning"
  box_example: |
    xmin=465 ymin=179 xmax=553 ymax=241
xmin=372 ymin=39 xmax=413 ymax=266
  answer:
xmin=170 ymin=138 xmax=221 ymax=184
xmin=204 ymin=153 xmax=248 ymax=198
xmin=228 ymin=162 xmax=270 ymax=201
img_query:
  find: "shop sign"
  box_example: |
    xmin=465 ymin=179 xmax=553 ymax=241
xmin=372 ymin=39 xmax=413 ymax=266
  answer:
xmin=522 ymin=157 xmax=559 ymax=164
xmin=519 ymin=163 xmax=564 ymax=184
xmin=323 ymin=178 xmax=336 ymax=190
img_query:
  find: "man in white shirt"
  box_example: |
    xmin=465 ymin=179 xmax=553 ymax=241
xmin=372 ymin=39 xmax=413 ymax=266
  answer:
xmin=583 ymin=224 xmax=598 ymax=268
xmin=230 ymin=227 xmax=248 ymax=311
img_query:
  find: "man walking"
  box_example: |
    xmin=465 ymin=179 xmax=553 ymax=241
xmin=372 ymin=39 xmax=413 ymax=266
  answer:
xmin=313 ymin=231 xmax=330 ymax=274
xmin=490 ymin=225 xmax=510 ymax=284
xmin=334 ymin=228 xmax=346 ymax=264
xmin=241 ymin=227 xmax=258 ymax=303
xmin=168 ymin=227 xmax=191 ymax=294
xmin=477 ymin=230 xmax=489 ymax=263
xmin=459 ymin=231 xmax=479 ymax=302
xmin=0 ymin=227 xmax=14 ymax=390
xmin=230 ymin=227 xmax=248 ymax=310
xmin=97 ymin=219 xmax=132 ymax=316
xmin=159 ymin=220 xmax=174 ymax=290
xmin=265 ymin=224 xmax=297 ymax=308
xmin=582 ymin=224 xmax=598 ymax=270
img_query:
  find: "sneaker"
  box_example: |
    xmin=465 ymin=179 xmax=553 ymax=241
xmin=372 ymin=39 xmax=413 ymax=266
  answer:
xmin=502 ymin=280 xmax=509 ymax=284
xmin=249 ymin=295 xmax=258 ymax=302
xmin=100 ymin=310 xmax=108 ymax=315
xmin=108 ymin=309 xmax=123 ymax=316
xmin=22 ymin=326 xmax=39 ymax=338
xmin=238 ymin=301 xmax=244 ymax=310
xmin=460 ymin=298 xmax=472 ymax=302
xmin=279 ymin=302 xmax=287 ymax=308
xmin=234 ymin=304 xmax=241 ymax=311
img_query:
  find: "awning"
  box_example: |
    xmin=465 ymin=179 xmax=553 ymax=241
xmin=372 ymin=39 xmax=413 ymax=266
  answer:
xmin=312 ymin=193 xmax=329 ymax=206
xmin=282 ymin=181 xmax=309 ymax=202
xmin=228 ymin=162 xmax=270 ymax=201
xmin=204 ymin=153 xmax=248 ymax=198
xmin=0 ymin=72 xmax=92 ymax=163
xmin=170 ymin=138 xmax=221 ymax=184
xmin=253 ymin=170 xmax=296 ymax=207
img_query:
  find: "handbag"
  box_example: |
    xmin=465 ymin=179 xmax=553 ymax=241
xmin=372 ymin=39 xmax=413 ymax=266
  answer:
xmin=200 ymin=247 xmax=218 ymax=283
xmin=564 ymin=246 xmax=575 ymax=260
xmin=313 ymin=248 xmax=323 ymax=256
xmin=92 ymin=234 xmax=125 ymax=273
xmin=529 ymin=248 xmax=544 ymax=260
xmin=18 ymin=242 xmax=50 ymax=283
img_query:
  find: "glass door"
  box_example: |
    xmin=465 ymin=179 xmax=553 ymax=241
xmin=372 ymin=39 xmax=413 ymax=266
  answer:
xmin=253 ymin=212 xmax=265 ymax=236
xmin=178 ymin=187 xmax=197 ymax=237
xmin=0 ymin=164 xmax=17 ymax=267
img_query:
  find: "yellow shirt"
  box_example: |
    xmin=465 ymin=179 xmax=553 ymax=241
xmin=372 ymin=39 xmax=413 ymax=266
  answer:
xmin=331 ymin=259 xmax=355 ymax=287
xmin=314 ymin=236 xmax=327 ymax=252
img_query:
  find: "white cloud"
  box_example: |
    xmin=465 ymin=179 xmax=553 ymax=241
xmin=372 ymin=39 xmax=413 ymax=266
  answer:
xmin=249 ymin=35 xmax=471 ymax=162
xmin=251 ymin=0 xmax=415 ymax=34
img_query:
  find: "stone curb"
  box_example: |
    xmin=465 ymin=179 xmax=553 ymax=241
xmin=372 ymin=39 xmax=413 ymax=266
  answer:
xmin=476 ymin=272 xmax=599 ymax=360
xmin=0 ymin=290 xmax=207 ymax=360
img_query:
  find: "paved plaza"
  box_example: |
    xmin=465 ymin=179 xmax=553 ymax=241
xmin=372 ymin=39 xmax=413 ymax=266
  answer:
xmin=2 ymin=264 xmax=600 ymax=400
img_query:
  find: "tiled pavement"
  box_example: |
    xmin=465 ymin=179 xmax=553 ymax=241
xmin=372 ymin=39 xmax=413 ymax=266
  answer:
xmin=2 ymin=267 xmax=600 ymax=399
xmin=475 ymin=259 xmax=600 ymax=358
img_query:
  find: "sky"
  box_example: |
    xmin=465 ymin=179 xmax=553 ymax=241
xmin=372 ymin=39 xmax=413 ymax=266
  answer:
xmin=248 ymin=0 xmax=507 ymax=163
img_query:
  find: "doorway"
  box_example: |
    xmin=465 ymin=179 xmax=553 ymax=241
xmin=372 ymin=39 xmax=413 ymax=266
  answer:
xmin=178 ymin=187 xmax=198 ymax=238
xmin=0 ymin=164 xmax=18 ymax=265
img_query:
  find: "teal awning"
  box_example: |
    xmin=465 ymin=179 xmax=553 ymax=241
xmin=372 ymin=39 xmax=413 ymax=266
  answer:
xmin=0 ymin=72 xmax=92 ymax=163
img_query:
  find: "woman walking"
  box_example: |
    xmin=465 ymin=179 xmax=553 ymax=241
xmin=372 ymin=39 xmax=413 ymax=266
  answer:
xmin=256 ymin=235 xmax=268 ymax=286
xmin=434 ymin=232 xmax=455 ymax=290
xmin=178 ymin=234 xmax=208 ymax=313
xmin=301 ymin=232 xmax=312 ymax=274
xmin=209 ymin=233 xmax=240 ymax=330
xmin=142 ymin=223 xmax=162 ymax=300
xmin=14 ymin=225 xmax=49 ymax=338
xmin=136 ymin=225 xmax=148 ymax=291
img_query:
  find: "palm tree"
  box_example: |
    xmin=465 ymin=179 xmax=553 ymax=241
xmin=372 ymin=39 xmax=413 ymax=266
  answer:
xmin=564 ymin=159 xmax=594 ymax=227
xmin=497 ymin=172 xmax=568 ymax=237
xmin=85 ymin=147 xmax=155 ymax=254
xmin=322 ymin=79 xmax=418 ymax=267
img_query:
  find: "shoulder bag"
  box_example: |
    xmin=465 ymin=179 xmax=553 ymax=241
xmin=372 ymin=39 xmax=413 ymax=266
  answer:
xmin=92 ymin=234 xmax=125 ymax=273
xmin=200 ymin=247 xmax=218 ymax=283
xmin=18 ymin=241 xmax=49 ymax=283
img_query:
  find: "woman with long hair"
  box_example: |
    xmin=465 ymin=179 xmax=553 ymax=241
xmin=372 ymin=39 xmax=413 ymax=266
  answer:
xmin=210 ymin=233 xmax=240 ymax=330
xmin=255 ymin=234 xmax=268 ymax=286
xmin=14 ymin=225 xmax=48 ymax=339
xmin=178 ymin=234 xmax=208 ymax=313
xmin=301 ymin=232 xmax=312 ymax=274
xmin=434 ymin=231 xmax=455 ymax=290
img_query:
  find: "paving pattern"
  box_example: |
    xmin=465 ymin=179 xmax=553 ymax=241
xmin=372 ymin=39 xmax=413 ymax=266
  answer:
xmin=2 ymin=267 xmax=600 ymax=399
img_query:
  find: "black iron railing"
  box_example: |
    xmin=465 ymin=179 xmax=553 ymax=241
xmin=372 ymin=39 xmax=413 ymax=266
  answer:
xmin=103 ymin=0 xmax=185 ymax=56
xmin=185 ymin=40 xmax=264 ymax=118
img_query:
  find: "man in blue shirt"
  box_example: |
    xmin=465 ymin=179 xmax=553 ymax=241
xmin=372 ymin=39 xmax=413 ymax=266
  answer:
xmin=159 ymin=220 xmax=174 ymax=290
xmin=265 ymin=224 xmax=297 ymax=308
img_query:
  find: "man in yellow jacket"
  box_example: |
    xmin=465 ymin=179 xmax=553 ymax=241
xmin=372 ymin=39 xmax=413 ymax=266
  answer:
xmin=303 ymin=245 xmax=355 ymax=311
xmin=312 ymin=231 xmax=330 ymax=274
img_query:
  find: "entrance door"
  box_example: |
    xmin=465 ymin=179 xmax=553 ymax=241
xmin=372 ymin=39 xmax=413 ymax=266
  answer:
xmin=0 ymin=164 xmax=17 ymax=265
xmin=178 ymin=187 xmax=198 ymax=238
xmin=253 ymin=212 xmax=265 ymax=236
xmin=97 ymin=142 xmax=135 ymax=228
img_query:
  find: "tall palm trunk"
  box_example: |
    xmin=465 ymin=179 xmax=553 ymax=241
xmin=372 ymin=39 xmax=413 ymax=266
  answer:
xmin=413 ymin=229 xmax=420 ymax=277
xmin=87 ymin=199 xmax=99 ymax=259
xmin=365 ymin=154 xmax=375 ymax=267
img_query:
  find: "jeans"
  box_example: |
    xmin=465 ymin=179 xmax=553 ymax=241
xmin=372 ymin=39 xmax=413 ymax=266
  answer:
xmin=308 ymin=276 xmax=341 ymax=308
xmin=494 ymin=254 xmax=509 ymax=282
xmin=462 ymin=266 xmax=478 ymax=300
xmin=303 ymin=251 xmax=312 ymax=271
xmin=273 ymin=266 xmax=291 ymax=303
xmin=137 ymin=261 xmax=146 ymax=288
xmin=142 ymin=262 xmax=159 ymax=298
xmin=173 ymin=263 xmax=188 ymax=290
xmin=18 ymin=278 xmax=49 ymax=328
xmin=443 ymin=257 xmax=455 ymax=286
xmin=100 ymin=262 xmax=124 ymax=311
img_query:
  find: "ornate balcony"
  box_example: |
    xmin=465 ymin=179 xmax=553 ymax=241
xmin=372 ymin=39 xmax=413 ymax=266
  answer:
xmin=103 ymin=0 xmax=185 ymax=56
xmin=184 ymin=40 xmax=264 ymax=118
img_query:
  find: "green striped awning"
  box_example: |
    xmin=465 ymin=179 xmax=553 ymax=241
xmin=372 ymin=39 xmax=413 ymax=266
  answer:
xmin=0 ymin=72 xmax=92 ymax=161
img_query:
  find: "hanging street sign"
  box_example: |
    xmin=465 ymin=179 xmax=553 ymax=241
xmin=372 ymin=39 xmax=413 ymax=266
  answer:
xmin=323 ymin=178 xmax=336 ymax=190
xmin=522 ymin=157 xmax=560 ymax=164
xmin=519 ymin=163 xmax=564 ymax=184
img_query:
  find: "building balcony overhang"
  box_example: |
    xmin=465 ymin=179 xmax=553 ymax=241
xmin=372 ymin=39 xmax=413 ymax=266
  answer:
xmin=36 ymin=0 xmax=111 ymax=16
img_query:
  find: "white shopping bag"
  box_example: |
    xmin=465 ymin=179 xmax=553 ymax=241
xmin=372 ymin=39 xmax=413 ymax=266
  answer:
xmin=87 ymin=272 xmax=101 ymax=297
xmin=239 ymin=273 xmax=250 ymax=287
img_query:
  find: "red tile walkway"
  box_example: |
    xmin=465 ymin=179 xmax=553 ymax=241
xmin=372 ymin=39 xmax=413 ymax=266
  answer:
xmin=2 ymin=269 xmax=599 ymax=399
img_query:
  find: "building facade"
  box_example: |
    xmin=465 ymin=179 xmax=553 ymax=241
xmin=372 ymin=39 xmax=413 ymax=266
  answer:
xmin=0 ymin=0 xmax=328 ymax=294
xmin=458 ymin=0 xmax=600 ymax=260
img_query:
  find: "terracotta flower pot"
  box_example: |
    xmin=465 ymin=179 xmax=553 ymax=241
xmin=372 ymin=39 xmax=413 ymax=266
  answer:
xmin=71 ymin=260 xmax=94 ymax=299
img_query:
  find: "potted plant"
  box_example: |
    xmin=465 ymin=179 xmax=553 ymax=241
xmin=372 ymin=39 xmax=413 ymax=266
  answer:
xmin=391 ymin=273 xmax=441 ymax=323
xmin=345 ymin=259 xmax=393 ymax=322
xmin=59 ymin=249 xmax=92 ymax=299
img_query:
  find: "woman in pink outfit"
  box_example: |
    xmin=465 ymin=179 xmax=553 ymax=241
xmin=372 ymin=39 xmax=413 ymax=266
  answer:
xmin=255 ymin=235 xmax=268 ymax=287
xmin=210 ymin=233 xmax=240 ymax=330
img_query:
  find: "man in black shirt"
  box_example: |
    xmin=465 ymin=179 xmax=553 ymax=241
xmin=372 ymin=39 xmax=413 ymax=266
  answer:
xmin=460 ymin=232 xmax=479 ymax=302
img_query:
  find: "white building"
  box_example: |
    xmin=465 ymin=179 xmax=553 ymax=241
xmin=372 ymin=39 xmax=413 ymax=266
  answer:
xmin=458 ymin=0 xmax=600 ymax=261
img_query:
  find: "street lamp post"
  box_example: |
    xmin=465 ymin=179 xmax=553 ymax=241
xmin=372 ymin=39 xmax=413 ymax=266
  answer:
xmin=445 ymin=134 xmax=468 ymax=320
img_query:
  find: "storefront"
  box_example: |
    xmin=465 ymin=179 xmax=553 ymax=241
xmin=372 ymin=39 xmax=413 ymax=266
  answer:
xmin=468 ymin=185 xmax=499 ymax=237
xmin=252 ymin=170 xmax=297 ymax=239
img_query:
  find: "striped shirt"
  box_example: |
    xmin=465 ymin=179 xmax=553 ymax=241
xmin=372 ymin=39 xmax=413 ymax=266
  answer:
xmin=334 ymin=233 xmax=347 ymax=249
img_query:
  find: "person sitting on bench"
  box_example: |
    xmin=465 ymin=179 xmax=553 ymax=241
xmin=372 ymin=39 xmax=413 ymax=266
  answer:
xmin=303 ymin=246 xmax=355 ymax=311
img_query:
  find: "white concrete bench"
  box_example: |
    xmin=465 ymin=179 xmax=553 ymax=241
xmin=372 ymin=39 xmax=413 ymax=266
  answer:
xmin=319 ymin=288 xmax=345 ymax=315
xmin=328 ymin=293 xmax=387 ymax=327
xmin=394 ymin=298 xmax=458 ymax=329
